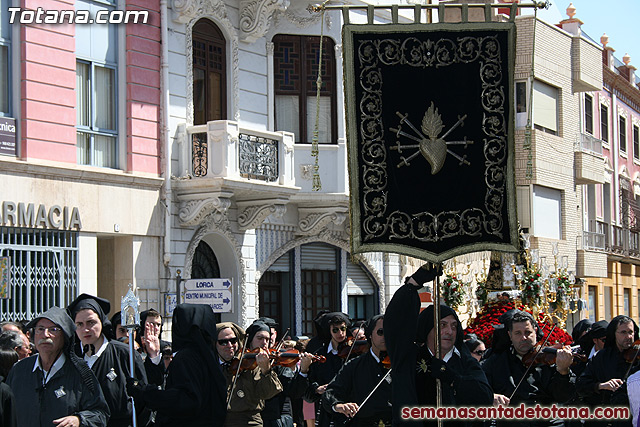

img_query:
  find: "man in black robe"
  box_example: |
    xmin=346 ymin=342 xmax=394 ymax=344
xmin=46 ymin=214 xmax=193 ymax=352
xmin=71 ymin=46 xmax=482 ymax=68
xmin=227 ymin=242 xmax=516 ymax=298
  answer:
xmin=138 ymin=308 xmax=169 ymax=387
xmin=8 ymin=306 xmax=110 ymax=427
xmin=386 ymin=265 xmax=493 ymax=426
xmin=323 ymin=314 xmax=392 ymax=426
xmin=68 ymin=293 xmax=148 ymax=427
xmin=577 ymin=315 xmax=638 ymax=427
xmin=482 ymin=310 xmax=575 ymax=427
xmin=304 ymin=312 xmax=352 ymax=427
xmin=127 ymin=303 xmax=228 ymax=426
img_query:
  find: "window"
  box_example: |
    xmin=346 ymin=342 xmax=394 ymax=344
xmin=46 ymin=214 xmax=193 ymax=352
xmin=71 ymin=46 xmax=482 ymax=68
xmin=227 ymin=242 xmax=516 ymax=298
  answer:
xmin=588 ymin=286 xmax=597 ymax=321
xmin=516 ymin=82 xmax=527 ymax=113
xmin=634 ymin=125 xmax=639 ymax=161
xmin=601 ymin=104 xmax=609 ymax=142
xmin=620 ymin=116 xmax=627 ymax=154
xmin=76 ymin=0 xmax=117 ymax=168
xmin=192 ymin=19 xmax=226 ymax=125
xmin=0 ymin=0 xmax=11 ymax=116
xmin=584 ymin=94 xmax=593 ymax=135
xmin=348 ymin=295 xmax=370 ymax=323
xmin=533 ymin=185 xmax=562 ymax=239
xmin=301 ymin=270 xmax=337 ymax=335
xmin=274 ymin=35 xmax=337 ymax=144
xmin=533 ymin=80 xmax=558 ymax=135
xmin=624 ymin=288 xmax=631 ymax=316
xmin=76 ymin=63 xmax=117 ymax=168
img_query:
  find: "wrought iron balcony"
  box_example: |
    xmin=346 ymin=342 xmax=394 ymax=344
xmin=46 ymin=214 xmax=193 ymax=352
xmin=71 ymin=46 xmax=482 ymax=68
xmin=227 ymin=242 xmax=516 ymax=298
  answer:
xmin=177 ymin=120 xmax=296 ymax=187
xmin=173 ymin=121 xmax=299 ymax=227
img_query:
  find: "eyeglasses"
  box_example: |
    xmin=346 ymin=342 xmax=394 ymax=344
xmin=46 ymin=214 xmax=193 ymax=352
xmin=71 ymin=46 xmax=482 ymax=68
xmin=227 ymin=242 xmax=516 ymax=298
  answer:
xmin=35 ymin=326 xmax=62 ymax=335
xmin=376 ymin=329 xmax=384 ymax=336
xmin=217 ymin=337 xmax=238 ymax=346
xmin=473 ymin=349 xmax=485 ymax=356
xmin=332 ymin=326 xmax=347 ymax=334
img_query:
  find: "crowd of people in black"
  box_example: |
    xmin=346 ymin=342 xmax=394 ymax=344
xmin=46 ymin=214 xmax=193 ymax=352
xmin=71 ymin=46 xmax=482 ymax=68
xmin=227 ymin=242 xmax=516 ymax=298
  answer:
xmin=0 ymin=265 xmax=639 ymax=427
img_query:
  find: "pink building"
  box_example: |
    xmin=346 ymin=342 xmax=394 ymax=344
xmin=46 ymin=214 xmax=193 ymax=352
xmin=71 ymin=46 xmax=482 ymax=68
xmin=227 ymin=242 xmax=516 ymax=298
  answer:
xmin=581 ymin=32 xmax=640 ymax=320
xmin=0 ymin=0 xmax=165 ymax=321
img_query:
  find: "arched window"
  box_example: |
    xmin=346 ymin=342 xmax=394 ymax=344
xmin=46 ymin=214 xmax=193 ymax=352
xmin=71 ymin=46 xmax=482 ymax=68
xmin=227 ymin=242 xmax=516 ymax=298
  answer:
xmin=193 ymin=19 xmax=226 ymax=125
xmin=191 ymin=240 xmax=221 ymax=279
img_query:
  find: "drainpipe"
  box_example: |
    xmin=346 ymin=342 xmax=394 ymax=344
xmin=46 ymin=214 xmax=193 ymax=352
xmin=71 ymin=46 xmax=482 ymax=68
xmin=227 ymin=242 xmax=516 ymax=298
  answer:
xmin=160 ymin=0 xmax=172 ymax=269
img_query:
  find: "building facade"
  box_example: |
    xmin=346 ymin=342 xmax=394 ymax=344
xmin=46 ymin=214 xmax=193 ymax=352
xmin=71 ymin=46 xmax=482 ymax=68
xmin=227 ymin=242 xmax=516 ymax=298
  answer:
xmin=0 ymin=0 xmax=165 ymax=321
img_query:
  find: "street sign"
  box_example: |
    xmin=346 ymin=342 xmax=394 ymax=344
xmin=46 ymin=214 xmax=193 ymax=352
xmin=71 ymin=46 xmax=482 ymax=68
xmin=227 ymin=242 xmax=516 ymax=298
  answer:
xmin=183 ymin=278 xmax=233 ymax=313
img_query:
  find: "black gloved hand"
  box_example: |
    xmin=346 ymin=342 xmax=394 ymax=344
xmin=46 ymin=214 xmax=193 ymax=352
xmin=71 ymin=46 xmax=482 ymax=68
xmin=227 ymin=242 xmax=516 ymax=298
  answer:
xmin=428 ymin=357 xmax=456 ymax=385
xmin=126 ymin=377 xmax=145 ymax=401
xmin=410 ymin=264 xmax=443 ymax=287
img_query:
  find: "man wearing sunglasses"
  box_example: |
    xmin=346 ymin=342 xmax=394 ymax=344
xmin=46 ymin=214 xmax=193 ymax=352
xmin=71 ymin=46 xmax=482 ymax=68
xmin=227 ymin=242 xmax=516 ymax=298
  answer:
xmin=323 ymin=314 xmax=392 ymax=426
xmin=304 ymin=312 xmax=351 ymax=427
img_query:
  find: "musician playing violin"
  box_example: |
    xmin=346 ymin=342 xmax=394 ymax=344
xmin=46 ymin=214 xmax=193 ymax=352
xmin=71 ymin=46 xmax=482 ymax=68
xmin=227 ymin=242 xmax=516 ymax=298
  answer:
xmin=577 ymin=315 xmax=639 ymax=427
xmin=255 ymin=318 xmax=315 ymax=427
xmin=303 ymin=312 xmax=351 ymax=427
xmin=218 ymin=321 xmax=283 ymax=427
xmin=482 ymin=311 xmax=575 ymax=427
xmin=322 ymin=314 xmax=392 ymax=427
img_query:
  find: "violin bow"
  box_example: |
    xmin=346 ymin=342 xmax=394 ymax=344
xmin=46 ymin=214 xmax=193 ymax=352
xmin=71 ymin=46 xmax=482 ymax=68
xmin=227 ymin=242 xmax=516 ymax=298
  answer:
xmin=508 ymin=323 xmax=556 ymax=403
xmin=270 ymin=327 xmax=291 ymax=368
xmin=227 ymin=334 xmax=250 ymax=409
xmin=343 ymin=324 xmax=365 ymax=365
xmin=344 ymin=368 xmax=392 ymax=424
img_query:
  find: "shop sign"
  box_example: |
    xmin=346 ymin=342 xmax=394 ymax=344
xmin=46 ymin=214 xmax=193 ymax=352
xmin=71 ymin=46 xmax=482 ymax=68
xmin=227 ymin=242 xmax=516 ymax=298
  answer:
xmin=1 ymin=201 xmax=82 ymax=230
xmin=0 ymin=117 xmax=16 ymax=156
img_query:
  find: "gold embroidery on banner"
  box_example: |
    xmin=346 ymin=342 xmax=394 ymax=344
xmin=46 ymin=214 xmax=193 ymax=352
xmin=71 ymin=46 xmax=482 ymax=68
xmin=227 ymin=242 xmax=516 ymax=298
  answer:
xmin=357 ymin=34 xmax=508 ymax=244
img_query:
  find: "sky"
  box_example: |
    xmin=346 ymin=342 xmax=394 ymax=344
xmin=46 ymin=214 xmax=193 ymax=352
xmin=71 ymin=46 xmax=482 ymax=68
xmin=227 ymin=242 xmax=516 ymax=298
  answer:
xmin=529 ymin=0 xmax=639 ymax=70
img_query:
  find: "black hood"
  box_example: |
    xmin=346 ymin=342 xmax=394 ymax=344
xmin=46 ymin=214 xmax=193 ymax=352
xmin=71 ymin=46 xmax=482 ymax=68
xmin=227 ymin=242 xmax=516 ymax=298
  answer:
xmin=246 ymin=321 xmax=270 ymax=346
xmin=605 ymin=315 xmax=638 ymax=350
xmin=172 ymin=304 xmax=217 ymax=353
xmin=365 ymin=314 xmax=384 ymax=345
xmin=572 ymin=319 xmax=593 ymax=343
xmin=416 ymin=304 xmax=472 ymax=359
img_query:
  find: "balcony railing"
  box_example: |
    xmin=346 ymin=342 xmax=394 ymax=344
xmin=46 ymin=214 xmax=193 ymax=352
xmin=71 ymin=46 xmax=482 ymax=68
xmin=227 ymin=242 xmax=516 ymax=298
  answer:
xmin=583 ymin=231 xmax=606 ymax=250
xmin=579 ymin=132 xmax=603 ymax=155
xmin=179 ymin=120 xmax=295 ymax=187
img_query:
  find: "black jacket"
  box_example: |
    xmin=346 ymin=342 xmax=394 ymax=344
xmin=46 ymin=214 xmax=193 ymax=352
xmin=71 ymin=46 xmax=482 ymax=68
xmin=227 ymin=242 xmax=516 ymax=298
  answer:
xmin=322 ymin=350 xmax=392 ymax=426
xmin=386 ymin=282 xmax=493 ymax=426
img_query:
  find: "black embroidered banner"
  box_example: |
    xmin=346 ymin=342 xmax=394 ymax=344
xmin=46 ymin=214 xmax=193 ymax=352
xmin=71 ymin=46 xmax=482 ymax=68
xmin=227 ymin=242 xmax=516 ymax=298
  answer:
xmin=343 ymin=23 xmax=519 ymax=262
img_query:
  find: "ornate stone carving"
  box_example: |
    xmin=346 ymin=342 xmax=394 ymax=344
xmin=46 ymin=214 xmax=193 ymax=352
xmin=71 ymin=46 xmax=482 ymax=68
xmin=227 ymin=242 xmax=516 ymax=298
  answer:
xmin=184 ymin=8 xmax=240 ymax=124
xmin=172 ymin=0 xmax=227 ymax=24
xmin=300 ymin=164 xmax=313 ymax=180
xmin=298 ymin=210 xmax=346 ymax=235
xmin=178 ymin=196 xmax=231 ymax=227
xmin=240 ymin=0 xmax=289 ymax=43
xmin=237 ymin=202 xmax=287 ymax=230
xmin=277 ymin=6 xmax=328 ymax=29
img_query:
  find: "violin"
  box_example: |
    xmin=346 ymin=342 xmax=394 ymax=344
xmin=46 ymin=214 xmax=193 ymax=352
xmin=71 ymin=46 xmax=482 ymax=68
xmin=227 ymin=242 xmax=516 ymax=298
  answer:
xmin=228 ymin=347 xmax=326 ymax=373
xmin=521 ymin=344 xmax=587 ymax=367
xmin=337 ymin=337 xmax=370 ymax=360
xmin=622 ymin=340 xmax=640 ymax=363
